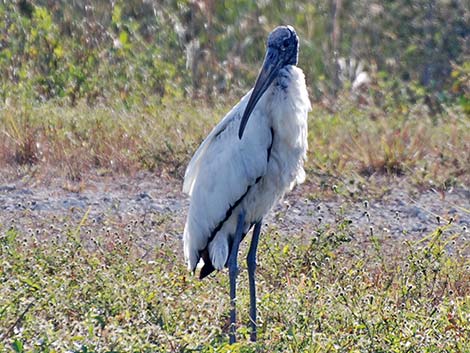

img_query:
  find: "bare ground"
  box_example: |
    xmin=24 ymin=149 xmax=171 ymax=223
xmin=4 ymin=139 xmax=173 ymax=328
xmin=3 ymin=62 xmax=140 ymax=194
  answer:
xmin=1 ymin=172 xmax=469 ymax=259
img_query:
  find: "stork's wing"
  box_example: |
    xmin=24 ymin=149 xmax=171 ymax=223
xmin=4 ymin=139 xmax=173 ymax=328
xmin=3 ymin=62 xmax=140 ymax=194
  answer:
xmin=183 ymin=91 xmax=272 ymax=270
xmin=183 ymin=89 xmax=269 ymax=195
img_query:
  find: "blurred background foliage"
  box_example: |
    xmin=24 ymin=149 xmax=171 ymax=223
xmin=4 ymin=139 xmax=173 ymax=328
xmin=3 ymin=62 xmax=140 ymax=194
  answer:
xmin=0 ymin=0 xmax=468 ymax=113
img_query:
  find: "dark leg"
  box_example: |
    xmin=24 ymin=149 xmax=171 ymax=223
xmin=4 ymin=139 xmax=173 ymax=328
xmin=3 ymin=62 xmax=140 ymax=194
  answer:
xmin=228 ymin=211 xmax=245 ymax=344
xmin=247 ymin=220 xmax=261 ymax=342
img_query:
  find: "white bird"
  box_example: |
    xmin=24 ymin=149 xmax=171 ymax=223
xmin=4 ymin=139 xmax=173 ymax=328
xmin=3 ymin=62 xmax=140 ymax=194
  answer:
xmin=183 ymin=25 xmax=310 ymax=343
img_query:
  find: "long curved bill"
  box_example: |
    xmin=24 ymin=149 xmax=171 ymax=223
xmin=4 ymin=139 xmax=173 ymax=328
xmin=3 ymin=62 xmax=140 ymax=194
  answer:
xmin=238 ymin=48 xmax=282 ymax=139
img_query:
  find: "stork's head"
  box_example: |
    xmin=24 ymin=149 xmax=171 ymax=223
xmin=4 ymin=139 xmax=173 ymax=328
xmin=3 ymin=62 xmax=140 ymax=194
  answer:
xmin=239 ymin=26 xmax=299 ymax=139
xmin=267 ymin=25 xmax=299 ymax=66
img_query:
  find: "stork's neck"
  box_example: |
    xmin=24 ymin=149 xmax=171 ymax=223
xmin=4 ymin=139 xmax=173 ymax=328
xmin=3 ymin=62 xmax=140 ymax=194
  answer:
xmin=267 ymin=66 xmax=310 ymax=147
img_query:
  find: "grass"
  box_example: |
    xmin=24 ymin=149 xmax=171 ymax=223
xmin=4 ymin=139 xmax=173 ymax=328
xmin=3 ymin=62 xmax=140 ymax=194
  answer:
xmin=0 ymin=89 xmax=469 ymax=352
xmin=0 ymin=203 xmax=469 ymax=352
xmin=0 ymin=96 xmax=228 ymax=182
xmin=306 ymin=96 xmax=469 ymax=188
xmin=1 ymin=4 xmax=469 ymax=350
xmin=0 ymin=209 xmax=470 ymax=352
xmin=1 ymin=94 xmax=469 ymax=187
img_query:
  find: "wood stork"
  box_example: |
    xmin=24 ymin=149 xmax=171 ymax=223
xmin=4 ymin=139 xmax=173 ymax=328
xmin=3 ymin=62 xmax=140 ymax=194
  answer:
xmin=183 ymin=25 xmax=310 ymax=343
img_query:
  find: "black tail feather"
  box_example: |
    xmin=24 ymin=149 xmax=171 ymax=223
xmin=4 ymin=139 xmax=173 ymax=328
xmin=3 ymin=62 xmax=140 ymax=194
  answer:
xmin=199 ymin=248 xmax=216 ymax=279
xmin=199 ymin=262 xmax=216 ymax=279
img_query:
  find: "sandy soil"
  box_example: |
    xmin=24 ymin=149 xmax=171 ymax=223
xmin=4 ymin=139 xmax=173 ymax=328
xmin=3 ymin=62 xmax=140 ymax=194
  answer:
xmin=1 ymin=173 xmax=469 ymax=257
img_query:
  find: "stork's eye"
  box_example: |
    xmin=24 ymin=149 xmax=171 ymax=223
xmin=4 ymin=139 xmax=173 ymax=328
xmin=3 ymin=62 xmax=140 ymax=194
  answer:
xmin=281 ymin=38 xmax=290 ymax=50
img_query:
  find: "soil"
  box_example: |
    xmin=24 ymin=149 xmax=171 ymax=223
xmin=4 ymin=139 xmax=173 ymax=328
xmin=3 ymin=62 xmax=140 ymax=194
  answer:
xmin=1 ymin=172 xmax=469 ymax=257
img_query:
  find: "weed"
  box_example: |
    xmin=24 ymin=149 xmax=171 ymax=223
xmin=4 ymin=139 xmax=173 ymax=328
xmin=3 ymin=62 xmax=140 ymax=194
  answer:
xmin=1 ymin=96 xmax=469 ymax=188
xmin=0 ymin=209 xmax=468 ymax=352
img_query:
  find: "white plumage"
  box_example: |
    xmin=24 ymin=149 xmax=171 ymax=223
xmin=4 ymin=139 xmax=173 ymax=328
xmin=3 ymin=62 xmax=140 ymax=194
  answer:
xmin=183 ymin=65 xmax=310 ymax=271
xmin=182 ymin=25 xmax=310 ymax=343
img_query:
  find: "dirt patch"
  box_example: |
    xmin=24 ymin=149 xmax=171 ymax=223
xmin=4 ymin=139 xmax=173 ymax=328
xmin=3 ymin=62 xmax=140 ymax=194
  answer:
xmin=1 ymin=173 xmax=469 ymax=257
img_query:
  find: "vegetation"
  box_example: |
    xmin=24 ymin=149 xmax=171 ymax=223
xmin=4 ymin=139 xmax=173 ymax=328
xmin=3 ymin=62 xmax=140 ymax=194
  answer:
xmin=0 ymin=1 xmax=469 ymax=352
xmin=1 ymin=207 xmax=469 ymax=352
xmin=1 ymin=0 xmax=468 ymax=103
xmin=1 ymin=95 xmax=469 ymax=187
xmin=0 ymin=0 xmax=468 ymax=185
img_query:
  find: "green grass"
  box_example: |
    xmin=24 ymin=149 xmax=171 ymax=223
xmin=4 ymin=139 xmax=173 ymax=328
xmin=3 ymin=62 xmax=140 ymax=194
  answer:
xmin=0 ymin=77 xmax=469 ymax=353
xmin=1 ymin=208 xmax=469 ymax=352
xmin=1 ymin=3 xmax=469 ymax=350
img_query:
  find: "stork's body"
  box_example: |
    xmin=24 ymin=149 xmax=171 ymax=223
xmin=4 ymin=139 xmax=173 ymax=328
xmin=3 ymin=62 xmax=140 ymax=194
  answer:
xmin=183 ymin=26 xmax=310 ymax=343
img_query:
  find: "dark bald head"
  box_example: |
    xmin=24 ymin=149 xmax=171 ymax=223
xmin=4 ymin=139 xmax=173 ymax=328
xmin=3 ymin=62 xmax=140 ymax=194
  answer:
xmin=238 ymin=26 xmax=300 ymax=139
xmin=267 ymin=25 xmax=299 ymax=66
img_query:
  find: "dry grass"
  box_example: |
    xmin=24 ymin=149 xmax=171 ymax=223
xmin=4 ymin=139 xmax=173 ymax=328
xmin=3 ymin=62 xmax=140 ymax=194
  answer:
xmin=0 ymin=94 xmax=469 ymax=352
xmin=306 ymin=98 xmax=469 ymax=188
xmin=1 ymin=92 xmax=469 ymax=188
xmin=0 ymin=97 xmax=229 ymax=182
